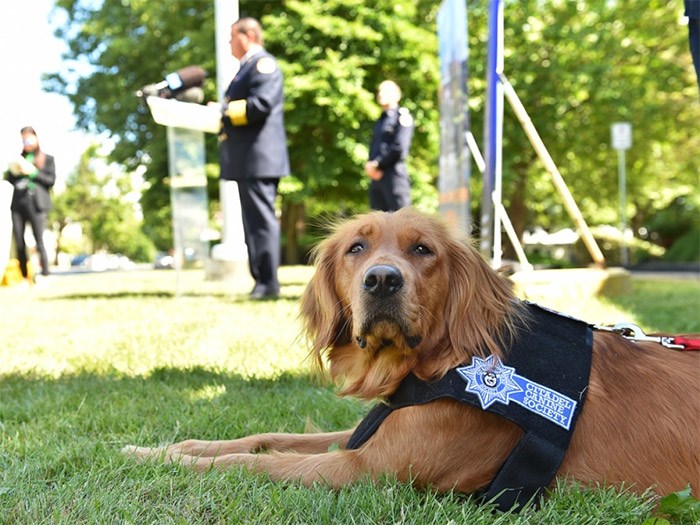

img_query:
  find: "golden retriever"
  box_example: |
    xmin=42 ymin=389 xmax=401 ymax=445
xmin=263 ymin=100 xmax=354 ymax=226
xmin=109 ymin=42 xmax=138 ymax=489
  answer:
xmin=124 ymin=208 xmax=699 ymax=509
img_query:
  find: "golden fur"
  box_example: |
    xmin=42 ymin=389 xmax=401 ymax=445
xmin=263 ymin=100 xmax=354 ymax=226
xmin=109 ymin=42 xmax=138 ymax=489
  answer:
xmin=124 ymin=208 xmax=699 ymax=500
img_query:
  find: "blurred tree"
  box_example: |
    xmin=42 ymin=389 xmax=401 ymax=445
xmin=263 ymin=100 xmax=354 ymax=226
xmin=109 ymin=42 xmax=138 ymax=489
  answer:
xmin=44 ymin=0 xmax=440 ymax=262
xmin=45 ymin=0 xmax=219 ymax=252
xmin=45 ymin=0 xmax=699 ymax=264
xmin=260 ymin=0 xmax=441 ymax=262
xmin=50 ymin=144 xmax=156 ymax=262
xmin=465 ymin=0 xmax=699 ymax=258
xmin=643 ymin=191 xmax=700 ymax=262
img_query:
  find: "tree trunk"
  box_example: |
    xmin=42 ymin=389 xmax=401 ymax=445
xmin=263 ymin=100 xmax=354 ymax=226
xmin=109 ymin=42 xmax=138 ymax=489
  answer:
xmin=503 ymin=173 xmax=528 ymax=261
xmin=52 ymin=221 xmax=67 ymax=266
xmin=281 ymin=200 xmax=305 ymax=265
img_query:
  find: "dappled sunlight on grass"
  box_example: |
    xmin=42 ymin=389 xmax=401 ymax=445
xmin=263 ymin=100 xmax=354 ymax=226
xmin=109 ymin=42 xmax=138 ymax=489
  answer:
xmin=186 ymin=383 xmax=228 ymax=402
xmin=0 ymin=266 xmax=315 ymax=378
xmin=1 ymin=268 xmax=696 ymax=379
xmin=528 ymin=276 xmax=700 ymax=333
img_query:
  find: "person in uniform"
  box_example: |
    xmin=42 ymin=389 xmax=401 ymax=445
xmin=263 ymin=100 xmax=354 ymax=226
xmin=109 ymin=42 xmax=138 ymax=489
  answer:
xmin=4 ymin=126 xmax=55 ymax=284
xmin=220 ymin=17 xmax=289 ymax=299
xmin=364 ymin=80 xmax=414 ymax=212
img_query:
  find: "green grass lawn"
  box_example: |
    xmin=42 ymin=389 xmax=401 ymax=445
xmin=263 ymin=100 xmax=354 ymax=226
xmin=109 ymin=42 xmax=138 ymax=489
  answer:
xmin=1 ymin=267 xmax=698 ymax=524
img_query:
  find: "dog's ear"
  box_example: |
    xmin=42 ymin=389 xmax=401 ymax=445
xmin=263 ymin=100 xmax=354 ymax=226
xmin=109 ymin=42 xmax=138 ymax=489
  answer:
xmin=443 ymin=235 xmax=518 ymax=360
xmin=299 ymin=235 xmax=350 ymax=364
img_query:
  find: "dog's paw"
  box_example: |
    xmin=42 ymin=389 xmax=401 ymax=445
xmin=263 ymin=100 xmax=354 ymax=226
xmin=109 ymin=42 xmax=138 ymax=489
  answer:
xmin=121 ymin=445 xmax=164 ymax=461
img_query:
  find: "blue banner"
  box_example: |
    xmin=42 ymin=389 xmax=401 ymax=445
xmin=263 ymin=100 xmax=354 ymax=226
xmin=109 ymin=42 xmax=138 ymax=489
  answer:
xmin=437 ymin=0 xmax=471 ymax=232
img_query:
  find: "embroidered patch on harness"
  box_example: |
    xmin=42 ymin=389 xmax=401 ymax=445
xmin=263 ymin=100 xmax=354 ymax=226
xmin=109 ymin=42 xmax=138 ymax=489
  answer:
xmin=456 ymin=355 xmax=577 ymax=430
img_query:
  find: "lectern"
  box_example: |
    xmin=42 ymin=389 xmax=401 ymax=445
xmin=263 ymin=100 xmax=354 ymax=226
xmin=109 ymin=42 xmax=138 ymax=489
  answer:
xmin=145 ymin=96 xmax=221 ymax=292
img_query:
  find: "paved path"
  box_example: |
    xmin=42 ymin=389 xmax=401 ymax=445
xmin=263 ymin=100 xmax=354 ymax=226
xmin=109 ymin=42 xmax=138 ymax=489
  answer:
xmin=630 ymin=270 xmax=699 ymax=281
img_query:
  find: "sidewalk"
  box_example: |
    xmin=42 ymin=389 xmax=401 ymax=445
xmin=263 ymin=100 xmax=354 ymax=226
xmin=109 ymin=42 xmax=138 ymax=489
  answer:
xmin=630 ymin=270 xmax=700 ymax=281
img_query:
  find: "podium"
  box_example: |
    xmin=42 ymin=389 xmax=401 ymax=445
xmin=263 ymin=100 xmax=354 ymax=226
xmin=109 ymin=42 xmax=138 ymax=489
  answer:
xmin=145 ymin=96 xmax=247 ymax=286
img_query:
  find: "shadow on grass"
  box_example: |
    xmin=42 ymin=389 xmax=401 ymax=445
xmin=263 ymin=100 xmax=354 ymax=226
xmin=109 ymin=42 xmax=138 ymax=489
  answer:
xmin=43 ymin=291 xmax=303 ymax=302
xmin=280 ymin=279 xmax=313 ymax=287
xmin=0 ymin=367 xmax=365 ymax=446
xmin=238 ymin=294 xmax=303 ymax=303
xmin=45 ymin=291 xmax=178 ymax=300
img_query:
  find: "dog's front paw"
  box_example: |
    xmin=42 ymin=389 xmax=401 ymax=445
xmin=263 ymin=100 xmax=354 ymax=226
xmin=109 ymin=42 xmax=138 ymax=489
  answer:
xmin=121 ymin=445 xmax=207 ymax=469
xmin=121 ymin=445 xmax=165 ymax=461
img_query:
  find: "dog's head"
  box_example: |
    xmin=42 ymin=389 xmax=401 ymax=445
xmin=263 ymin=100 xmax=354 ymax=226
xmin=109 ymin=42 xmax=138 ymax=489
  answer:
xmin=300 ymin=208 xmax=522 ymax=400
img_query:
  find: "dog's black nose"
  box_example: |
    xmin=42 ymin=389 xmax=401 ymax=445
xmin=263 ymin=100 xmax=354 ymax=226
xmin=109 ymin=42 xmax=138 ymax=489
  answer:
xmin=363 ymin=265 xmax=403 ymax=297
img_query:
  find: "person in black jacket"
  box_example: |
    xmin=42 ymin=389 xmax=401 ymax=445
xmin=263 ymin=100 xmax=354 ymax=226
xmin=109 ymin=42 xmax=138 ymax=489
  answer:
xmin=220 ymin=17 xmax=289 ymax=300
xmin=4 ymin=126 xmax=55 ymax=282
xmin=364 ymin=80 xmax=414 ymax=212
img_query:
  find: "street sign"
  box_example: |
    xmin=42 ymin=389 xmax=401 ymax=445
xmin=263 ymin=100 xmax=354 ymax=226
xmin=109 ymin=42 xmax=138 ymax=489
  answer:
xmin=611 ymin=122 xmax=631 ymax=266
xmin=611 ymin=122 xmax=632 ymax=150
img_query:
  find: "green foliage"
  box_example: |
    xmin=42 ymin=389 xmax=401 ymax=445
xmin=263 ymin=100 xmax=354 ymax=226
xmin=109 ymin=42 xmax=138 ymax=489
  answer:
xmin=262 ymin=0 xmax=441 ymax=215
xmin=464 ymin=0 xmax=700 ymax=237
xmin=49 ymin=145 xmax=156 ymax=262
xmin=46 ymin=0 xmax=441 ymax=247
xmin=643 ymin=193 xmax=700 ymax=261
xmin=45 ymin=1 xmax=699 ymax=259
xmin=46 ymin=0 xmax=219 ymax=250
xmin=664 ymin=229 xmax=700 ymax=262
xmin=642 ymin=486 xmax=700 ymax=524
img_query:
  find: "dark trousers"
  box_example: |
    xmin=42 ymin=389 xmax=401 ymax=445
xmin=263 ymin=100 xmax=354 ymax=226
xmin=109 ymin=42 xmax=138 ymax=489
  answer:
xmin=369 ymin=172 xmax=411 ymax=212
xmin=237 ymin=178 xmax=280 ymax=293
xmin=11 ymin=196 xmax=49 ymax=278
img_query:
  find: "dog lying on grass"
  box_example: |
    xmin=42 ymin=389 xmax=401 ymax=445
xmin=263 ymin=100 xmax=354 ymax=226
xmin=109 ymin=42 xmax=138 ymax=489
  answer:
xmin=124 ymin=208 xmax=699 ymax=511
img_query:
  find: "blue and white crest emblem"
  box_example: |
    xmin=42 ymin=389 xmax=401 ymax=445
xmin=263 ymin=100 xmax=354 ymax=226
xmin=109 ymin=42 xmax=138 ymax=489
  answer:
xmin=456 ymin=355 xmax=578 ymax=430
xmin=456 ymin=355 xmax=523 ymax=409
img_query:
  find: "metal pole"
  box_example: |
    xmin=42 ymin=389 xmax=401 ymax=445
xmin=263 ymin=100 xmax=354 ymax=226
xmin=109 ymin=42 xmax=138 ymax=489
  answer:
xmin=500 ymin=73 xmax=606 ymax=267
xmin=491 ymin=0 xmax=504 ymax=269
xmin=211 ymin=0 xmax=248 ymax=272
xmin=618 ymin=149 xmax=628 ymax=266
xmin=215 ymin=0 xmax=238 ymax=104
xmin=466 ymin=130 xmax=532 ymax=271
xmin=482 ymin=0 xmax=504 ymax=265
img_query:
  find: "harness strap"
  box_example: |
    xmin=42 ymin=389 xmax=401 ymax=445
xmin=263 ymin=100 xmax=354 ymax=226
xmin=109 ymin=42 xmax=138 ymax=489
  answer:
xmin=346 ymin=403 xmax=392 ymax=451
xmin=346 ymin=371 xmax=572 ymax=512
xmin=346 ymin=303 xmax=593 ymax=513
xmin=480 ymin=432 xmax=564 ymax=510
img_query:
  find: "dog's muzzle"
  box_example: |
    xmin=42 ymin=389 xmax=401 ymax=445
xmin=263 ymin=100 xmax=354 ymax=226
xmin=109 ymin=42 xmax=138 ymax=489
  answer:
xmin=362 ymin=264 xmax=404 ymax=298
xmin=356 ymin=264 xmax=421 ymax=350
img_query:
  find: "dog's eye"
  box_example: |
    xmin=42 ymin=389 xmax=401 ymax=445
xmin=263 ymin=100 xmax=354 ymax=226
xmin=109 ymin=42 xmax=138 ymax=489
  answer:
xmin=348 ymin=242 xmax=365 ymax=254
xmin=413 ymin=244 xmax=433 ymax=255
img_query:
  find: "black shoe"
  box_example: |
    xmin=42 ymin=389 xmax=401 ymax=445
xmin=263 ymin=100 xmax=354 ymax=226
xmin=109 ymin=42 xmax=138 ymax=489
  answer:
xmin=249 ymin=286 xmax=279 ymax=300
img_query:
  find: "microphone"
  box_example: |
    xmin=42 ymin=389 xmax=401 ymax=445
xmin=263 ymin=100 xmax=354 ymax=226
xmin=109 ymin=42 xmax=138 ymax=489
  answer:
xmin=137 ymin=65 xmax=207 ymax=103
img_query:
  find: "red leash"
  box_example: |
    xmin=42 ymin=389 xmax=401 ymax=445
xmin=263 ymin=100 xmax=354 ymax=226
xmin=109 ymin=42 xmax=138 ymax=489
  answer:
xmin=670 ymin=336 xmax=700 ymax=351
xmin=596 ymin=323 xmax=700 ymax=351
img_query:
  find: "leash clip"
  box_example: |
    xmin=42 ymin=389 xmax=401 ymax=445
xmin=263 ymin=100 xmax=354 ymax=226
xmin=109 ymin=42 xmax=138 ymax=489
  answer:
xmin=609 ymin=323 xmax=685 ymax=350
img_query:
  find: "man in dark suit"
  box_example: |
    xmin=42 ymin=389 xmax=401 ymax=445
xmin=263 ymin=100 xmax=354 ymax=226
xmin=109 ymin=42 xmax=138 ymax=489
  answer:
xmin=219 ymin=17 xmax=289 ymax=299
xmin=364 ymin=80 xmax=414 ymax=212
xmin=4 ymin=126 xmax=55 ymax=283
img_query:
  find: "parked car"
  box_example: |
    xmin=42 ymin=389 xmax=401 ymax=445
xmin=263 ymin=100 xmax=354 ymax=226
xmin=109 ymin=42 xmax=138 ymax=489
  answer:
xmin=70 ymin=253 xmax=135 ymax=272
xmin=153 ymin=251 xmax=175 ymax=270
xmin=70 ymin=254 xmax=90 ymax=268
